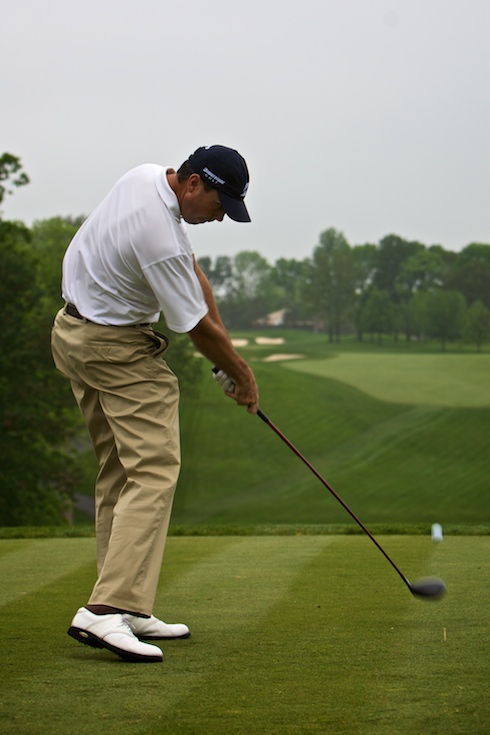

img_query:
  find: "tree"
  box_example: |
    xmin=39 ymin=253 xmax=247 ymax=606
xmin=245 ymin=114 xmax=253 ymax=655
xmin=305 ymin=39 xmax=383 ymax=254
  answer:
xmin=0 ymin=153 xmax=30 ymax=210
xmin=217 ymin=251 xmax=277 ymax=328
xmin=404 ymin=291 xmax=431 ymax=341
xmin=232 ymin=251 xmax=272 ymax=301
xmin=270 ymin=257 xmax=309 ymax=325
xmin=197 ymin=255 xmax=234 ymax=301
xmin=424 ymin=290 xmax=467 ymax=350
xmin=391 ymin=247 xmax=448 ymax=341
xmin=360 ymin=289 xmax=395 ymax=345
xmin=397 ymin=298 xmax=421 ymax=343
xmin=373 ymin=234 xmax=424 ymax=303
xmin=395 ymin=248 xmax=447 ymax=299
xmin=352 ymin=243 xmax=378 ymax=341
xmin=306 ymin=228 xmax=356 ymax=341
xmin=31 ymin=216 xmax=84 ymax=314
xmin=212 ymin=256 xmax=234 ymax=295
xmin=458 ymin=242 xmax=490 ymax=268
xmin=443 ymin=243 xmax=490 ymax=309
xmin=352 ymin=243 xmax=377 ymax=296
xmin=0 ymin=220 xmax=83 ymax=525
xmin=464 ymin=300 xmax=490 ymax=352
xmin=444 ymin=260 xmax=490 ymax=310
xmin=0 ymin=160 xmax=80 ymax=525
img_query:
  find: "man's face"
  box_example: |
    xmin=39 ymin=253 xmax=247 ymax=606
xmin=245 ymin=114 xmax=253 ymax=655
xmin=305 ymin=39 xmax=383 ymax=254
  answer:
xmin=181 ymin=175 xmax=226 ymax=225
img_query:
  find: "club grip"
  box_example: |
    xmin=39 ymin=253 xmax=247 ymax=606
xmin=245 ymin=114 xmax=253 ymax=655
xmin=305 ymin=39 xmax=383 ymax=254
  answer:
xmin=213 ymin=366 xmax=266 ymax=419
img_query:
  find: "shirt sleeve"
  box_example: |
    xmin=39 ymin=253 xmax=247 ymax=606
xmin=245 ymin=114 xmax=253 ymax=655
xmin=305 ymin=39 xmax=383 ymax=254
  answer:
xmin=142 ymin=254 xmax=209 ymax=333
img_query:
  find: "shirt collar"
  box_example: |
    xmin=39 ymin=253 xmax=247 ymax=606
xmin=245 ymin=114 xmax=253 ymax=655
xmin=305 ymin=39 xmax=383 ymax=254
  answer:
xmin=155 ymin=167 xmax=182 ymax=220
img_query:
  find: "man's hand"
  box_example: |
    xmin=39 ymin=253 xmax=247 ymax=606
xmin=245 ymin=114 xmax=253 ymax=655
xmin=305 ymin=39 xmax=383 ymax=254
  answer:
xmin=211 ymin=366 xmax=258 ymax=413
xmin=212 ymin=368 xmax=235 ymax=394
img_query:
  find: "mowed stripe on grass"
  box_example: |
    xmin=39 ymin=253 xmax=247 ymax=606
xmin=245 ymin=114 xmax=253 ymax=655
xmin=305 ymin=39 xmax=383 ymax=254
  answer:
xmin=0 ymin=538 xmax=95 ymax=607
xmin=1 ymin=536 xmax=336 ymax=734
xmin=1 ymin=535 xmax=489 ymax=735
xmin=285 ymin=353 xmax=490 ymax=407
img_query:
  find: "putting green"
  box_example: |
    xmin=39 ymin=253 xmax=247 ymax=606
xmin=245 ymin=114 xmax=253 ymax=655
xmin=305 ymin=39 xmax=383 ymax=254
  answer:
xmin=284 ymin=353 xmax=490 ymax=407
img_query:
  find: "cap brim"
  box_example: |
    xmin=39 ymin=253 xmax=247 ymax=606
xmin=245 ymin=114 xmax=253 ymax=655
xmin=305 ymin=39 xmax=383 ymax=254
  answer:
xmin=218 ymin=191 xmax=251 ymax=222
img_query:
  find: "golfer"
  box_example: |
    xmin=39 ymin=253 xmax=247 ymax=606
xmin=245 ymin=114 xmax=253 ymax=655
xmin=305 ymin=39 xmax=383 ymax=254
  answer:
xmin=51 ymin=145 xmax=259 ymax=663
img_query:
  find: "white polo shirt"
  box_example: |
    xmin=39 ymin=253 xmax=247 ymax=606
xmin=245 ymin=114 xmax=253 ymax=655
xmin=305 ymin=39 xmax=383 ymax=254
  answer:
xmin=62 ymin=164 xmax=209 ymax=331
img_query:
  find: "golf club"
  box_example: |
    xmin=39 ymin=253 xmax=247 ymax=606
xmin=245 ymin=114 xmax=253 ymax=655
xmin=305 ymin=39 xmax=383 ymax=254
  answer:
xmin=211 ymin=367 xmax=446 ymax=599
xmin=256 ymin=408 xmax=446 ymax=600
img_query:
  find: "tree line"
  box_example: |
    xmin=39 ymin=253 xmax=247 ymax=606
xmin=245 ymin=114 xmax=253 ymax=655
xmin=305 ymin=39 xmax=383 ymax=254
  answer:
xmin=1 ymin=152 xmax=489 ymax=526
xmin=198 ymin=229 xmax=490 ymax=350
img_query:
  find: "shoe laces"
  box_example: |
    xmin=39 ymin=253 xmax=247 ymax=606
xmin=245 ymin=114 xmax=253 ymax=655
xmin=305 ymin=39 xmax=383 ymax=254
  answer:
xmin=123 ymin=615 xmax=138 ymax=632
xmin=116 ymin=616 xmax=135 ymax=636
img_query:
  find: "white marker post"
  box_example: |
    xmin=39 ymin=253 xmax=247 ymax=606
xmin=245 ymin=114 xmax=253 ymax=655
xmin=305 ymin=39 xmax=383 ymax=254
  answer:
xmin=431 ymin=523 xmax=443 ymax=542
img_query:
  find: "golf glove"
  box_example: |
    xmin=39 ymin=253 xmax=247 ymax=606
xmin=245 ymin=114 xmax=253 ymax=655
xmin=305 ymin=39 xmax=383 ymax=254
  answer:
xmin=212 ymin=367 xmax=235 ymax=393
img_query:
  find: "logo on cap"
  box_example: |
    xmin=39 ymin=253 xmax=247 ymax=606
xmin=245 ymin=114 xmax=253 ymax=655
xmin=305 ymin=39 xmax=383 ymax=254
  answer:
xmin=202 ymin=167 xmax=225 ymax=187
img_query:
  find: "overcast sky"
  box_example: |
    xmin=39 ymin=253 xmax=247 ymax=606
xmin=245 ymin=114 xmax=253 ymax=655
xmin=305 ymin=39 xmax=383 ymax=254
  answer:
xmin=2 ymin=0 xmax=489 ymax=262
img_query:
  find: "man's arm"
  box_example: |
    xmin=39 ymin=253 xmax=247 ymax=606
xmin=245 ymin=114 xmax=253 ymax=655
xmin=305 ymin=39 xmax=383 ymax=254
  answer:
xmin=189 ymin=259 xmax=259 ymax=413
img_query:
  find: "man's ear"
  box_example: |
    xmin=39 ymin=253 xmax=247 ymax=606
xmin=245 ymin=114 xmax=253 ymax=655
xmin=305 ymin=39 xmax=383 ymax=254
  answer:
xmin=186 ymin=173 xmax=202 ymax=193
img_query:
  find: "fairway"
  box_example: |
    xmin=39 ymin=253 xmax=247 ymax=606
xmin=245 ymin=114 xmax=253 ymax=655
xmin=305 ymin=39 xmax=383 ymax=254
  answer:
xmin=1 ymin=535 xmax=489 ymax=735
xmin=284 ymin=353 xmax=490 ymax=407
xmin=171 ymin=353 xmax=490 ymax=526
xmin=70 ymin=333 xmax=490 ymax=527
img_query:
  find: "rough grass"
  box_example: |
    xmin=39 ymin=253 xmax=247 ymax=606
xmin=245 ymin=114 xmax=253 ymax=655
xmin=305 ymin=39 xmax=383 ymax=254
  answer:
xmin=1 ymin=535 xmax=489 ymax=735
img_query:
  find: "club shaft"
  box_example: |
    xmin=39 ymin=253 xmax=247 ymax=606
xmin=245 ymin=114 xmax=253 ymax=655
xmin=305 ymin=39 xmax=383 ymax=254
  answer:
xmin=257 ymin=408 xmax=412 ymax=593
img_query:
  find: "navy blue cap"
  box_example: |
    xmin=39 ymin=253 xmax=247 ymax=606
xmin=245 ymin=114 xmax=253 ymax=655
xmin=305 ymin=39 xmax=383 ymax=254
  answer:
xmin=188 ymin=145 xmax=251 ymax=222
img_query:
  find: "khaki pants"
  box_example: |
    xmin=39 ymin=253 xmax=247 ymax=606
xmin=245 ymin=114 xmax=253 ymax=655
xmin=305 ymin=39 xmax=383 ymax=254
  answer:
xmin=51 ymin=309 xmax=180 ymax=616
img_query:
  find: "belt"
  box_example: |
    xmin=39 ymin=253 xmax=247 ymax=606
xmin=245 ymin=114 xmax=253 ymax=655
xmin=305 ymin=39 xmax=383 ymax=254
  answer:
xmin=64 ymin=303 xmax=151 ymax=328
xmin=65 ymin=303 xmax=86 ymax=320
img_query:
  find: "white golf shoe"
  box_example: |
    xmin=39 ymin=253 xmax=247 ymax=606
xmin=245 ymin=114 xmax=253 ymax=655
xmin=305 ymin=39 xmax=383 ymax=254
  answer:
xmin=68 ymin=607 xmax=163 ymax=663
xmin=123 ymin=614 xmax=191 ymax=640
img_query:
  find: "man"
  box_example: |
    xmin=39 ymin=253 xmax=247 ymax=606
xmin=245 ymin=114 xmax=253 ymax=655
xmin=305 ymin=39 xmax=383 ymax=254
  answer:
xmin=51 ymin=145 xmax=259 ymax=663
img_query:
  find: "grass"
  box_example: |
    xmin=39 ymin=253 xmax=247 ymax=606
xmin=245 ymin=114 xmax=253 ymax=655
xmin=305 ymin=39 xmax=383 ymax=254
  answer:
xmin=174 ymin=353 xmax=490 ymax=525
xmin=1 ymin=534 xmax=489 ymax=734
xmin=285 ymin=353 xmax=490 ymax=407
xmin=69 ymin=329 xmax=490 ymax=528
xmin=3 ymin=331 xmax=487 ymax=732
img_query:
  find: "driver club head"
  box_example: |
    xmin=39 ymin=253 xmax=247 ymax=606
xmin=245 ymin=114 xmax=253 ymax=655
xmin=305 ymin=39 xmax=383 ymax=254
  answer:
xmin=409 ymin=576 xmax=447 ymax=600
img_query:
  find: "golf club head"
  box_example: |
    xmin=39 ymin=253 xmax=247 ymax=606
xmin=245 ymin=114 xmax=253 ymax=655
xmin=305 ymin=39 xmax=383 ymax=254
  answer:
xmin=409 ymin=576 xmax=447 ymax=600
xmin=250 ymin=406 xmax=449 ymax=602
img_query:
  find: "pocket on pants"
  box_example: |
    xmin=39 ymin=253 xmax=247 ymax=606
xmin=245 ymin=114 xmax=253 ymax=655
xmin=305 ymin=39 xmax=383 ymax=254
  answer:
xmin=140 ymin=328 xmax=169 ymax=357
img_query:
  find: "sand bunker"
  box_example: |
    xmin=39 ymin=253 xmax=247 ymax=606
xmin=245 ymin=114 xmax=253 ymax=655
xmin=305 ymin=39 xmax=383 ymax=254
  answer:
xmin=263 ymin=354 xmax=304 ymax=362
xmin=231 ymin=339 xmax=249 ymax=347
xmin=255 ymin=337 xmax=285 ymax=345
